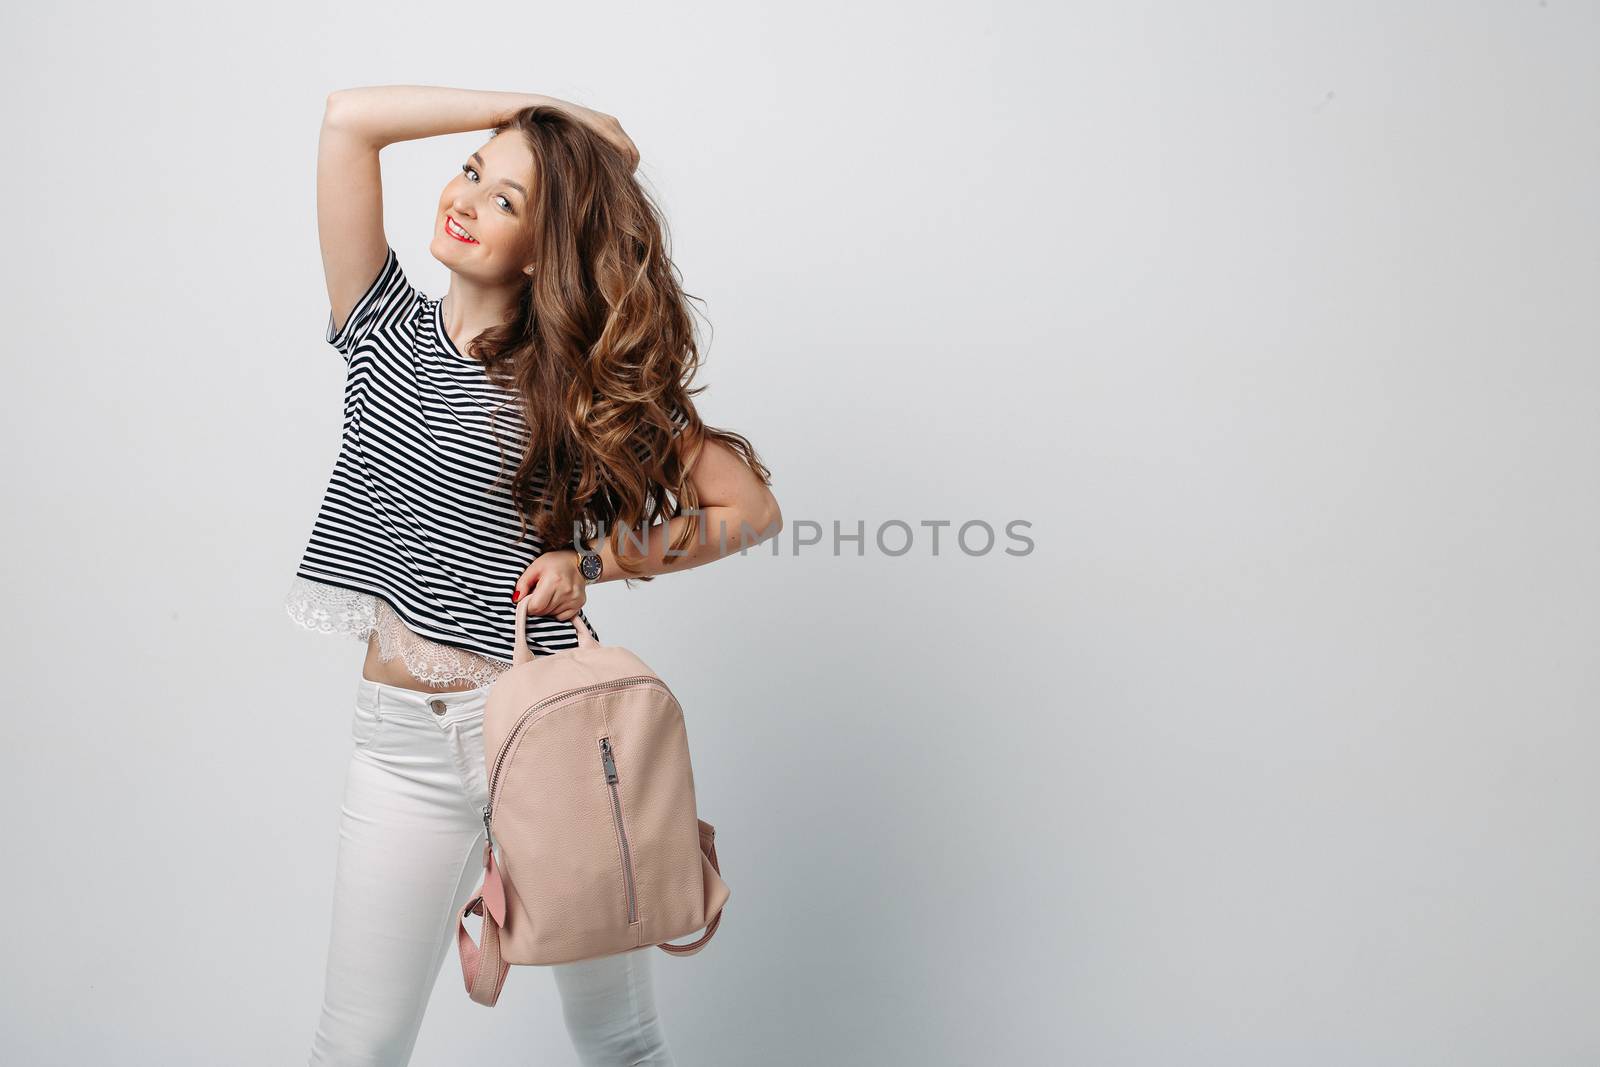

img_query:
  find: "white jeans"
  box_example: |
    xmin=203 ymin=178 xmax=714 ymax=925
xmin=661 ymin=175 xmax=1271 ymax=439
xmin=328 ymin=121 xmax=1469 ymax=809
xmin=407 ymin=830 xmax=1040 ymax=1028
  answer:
xmin=307 ymin=677 xmax=677 ymax=1066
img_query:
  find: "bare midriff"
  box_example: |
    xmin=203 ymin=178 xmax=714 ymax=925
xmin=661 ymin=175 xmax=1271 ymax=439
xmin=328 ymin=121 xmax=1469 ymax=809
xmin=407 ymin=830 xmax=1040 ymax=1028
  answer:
xmin=360 ymin=633 xmax=485 ymax=693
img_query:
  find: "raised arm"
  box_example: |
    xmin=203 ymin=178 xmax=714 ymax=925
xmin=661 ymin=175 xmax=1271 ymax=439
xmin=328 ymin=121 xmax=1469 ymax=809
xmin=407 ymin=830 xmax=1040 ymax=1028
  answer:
xmin=317 ymin=85 xmax=639 ymax=335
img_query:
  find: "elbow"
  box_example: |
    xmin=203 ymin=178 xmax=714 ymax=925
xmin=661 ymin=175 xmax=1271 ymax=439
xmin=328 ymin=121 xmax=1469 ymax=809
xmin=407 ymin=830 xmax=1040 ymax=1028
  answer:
xmin=323 ymin=89 xmax=352 ymax=129
xmin=752 ymin=493 xmax=782 ymax=543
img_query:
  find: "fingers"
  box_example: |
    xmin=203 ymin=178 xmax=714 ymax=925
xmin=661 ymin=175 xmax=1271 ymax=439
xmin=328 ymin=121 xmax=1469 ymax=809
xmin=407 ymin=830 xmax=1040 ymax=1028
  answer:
xmin=597 ymin=136 xmax=636 ymax=170
xmin=510 ymin=554 xmax=588 ymax=622
xmin=513 ymin=576 xmax=586 ymax=621
xmin=519 ymin=579 xmax=556 ymax=618
xmin=597 ymin=115 xmax=639 ymax=171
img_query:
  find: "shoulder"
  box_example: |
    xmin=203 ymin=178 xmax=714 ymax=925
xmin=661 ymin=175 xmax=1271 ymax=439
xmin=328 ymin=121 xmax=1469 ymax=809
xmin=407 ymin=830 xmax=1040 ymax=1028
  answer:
xmin=326 ymin=245 xmax=429 ymax=362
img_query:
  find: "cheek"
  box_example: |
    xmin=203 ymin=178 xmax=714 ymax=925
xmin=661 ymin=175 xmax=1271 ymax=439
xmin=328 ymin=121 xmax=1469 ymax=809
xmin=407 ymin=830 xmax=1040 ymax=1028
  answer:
xmin=485 ymin=217 xmax=526 ymax=251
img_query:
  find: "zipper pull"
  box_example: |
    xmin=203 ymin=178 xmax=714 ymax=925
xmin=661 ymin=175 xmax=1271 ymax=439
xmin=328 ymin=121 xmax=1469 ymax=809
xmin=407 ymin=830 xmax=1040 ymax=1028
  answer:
xmin=599 ymin=737 xmax=618 ymax=783
xmin=481 ymin=805 xmax=497 ymax=869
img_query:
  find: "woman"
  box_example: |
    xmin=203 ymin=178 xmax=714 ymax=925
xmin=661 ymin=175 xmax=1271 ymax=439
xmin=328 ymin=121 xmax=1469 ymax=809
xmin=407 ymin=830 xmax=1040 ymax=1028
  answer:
xmin=286 ymin=85 xmax=781 ymax=1066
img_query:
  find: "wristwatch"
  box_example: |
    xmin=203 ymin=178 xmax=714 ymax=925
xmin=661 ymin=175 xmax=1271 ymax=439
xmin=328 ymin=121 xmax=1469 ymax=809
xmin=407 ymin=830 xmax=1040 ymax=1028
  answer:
xmin=577 ymin=546 xmax=603 ymax=582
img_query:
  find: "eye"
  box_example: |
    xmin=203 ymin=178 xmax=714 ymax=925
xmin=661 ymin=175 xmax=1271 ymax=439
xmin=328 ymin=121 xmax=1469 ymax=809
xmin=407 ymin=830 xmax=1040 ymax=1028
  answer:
xmin=461 ymin=164 xmax=515 ymax=213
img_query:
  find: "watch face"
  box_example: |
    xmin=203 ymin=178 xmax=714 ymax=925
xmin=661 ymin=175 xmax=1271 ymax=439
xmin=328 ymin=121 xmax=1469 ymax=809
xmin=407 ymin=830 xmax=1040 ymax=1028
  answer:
xmin=580 ymin=553 xmax=602 ymax=580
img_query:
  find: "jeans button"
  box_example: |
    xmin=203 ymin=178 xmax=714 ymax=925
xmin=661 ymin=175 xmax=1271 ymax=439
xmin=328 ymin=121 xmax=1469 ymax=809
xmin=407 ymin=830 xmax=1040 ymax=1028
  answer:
xmin=429 ymin=699 xmax=448 ymax=716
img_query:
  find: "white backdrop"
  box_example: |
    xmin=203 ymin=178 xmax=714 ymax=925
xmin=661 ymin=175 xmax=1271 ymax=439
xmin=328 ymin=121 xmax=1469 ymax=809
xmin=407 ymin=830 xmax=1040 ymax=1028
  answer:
xmin=2 ymin=2 xmax=1597 ymax=1064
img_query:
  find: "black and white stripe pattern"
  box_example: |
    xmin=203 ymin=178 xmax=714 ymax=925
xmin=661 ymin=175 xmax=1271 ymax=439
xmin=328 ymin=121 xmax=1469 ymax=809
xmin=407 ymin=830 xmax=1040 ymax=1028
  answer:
xmin=292 ymin=245 xmax=686 ymax=661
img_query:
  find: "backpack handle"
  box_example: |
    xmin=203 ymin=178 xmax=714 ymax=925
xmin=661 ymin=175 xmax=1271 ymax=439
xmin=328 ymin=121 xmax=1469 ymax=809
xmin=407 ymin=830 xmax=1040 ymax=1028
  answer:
xmin=511 ymin=587 xmax=600 ymax=666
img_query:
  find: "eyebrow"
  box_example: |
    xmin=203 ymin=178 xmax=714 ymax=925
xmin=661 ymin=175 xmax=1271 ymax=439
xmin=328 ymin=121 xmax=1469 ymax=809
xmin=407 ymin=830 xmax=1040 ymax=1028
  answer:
xmin=471 ymin=152 xmax=527 ymax=198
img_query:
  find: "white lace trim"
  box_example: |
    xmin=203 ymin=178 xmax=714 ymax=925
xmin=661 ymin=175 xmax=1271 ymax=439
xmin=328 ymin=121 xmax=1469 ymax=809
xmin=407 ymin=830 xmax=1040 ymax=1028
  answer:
xmin=284 ymin=576 xmax=513 ymax=690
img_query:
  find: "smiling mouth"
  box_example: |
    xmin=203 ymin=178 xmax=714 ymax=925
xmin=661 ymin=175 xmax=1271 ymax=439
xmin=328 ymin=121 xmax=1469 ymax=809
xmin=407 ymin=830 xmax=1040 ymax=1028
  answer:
xmin=445 ymin=217 xmax=478 ymax=244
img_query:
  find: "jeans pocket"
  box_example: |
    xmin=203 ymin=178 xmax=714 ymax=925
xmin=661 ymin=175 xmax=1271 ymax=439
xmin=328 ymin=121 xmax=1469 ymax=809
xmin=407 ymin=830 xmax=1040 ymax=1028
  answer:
xmin=443 ymin=712 xmax=490 ymax=811
xmin=352 ymin=694 xmax=385 ymax=748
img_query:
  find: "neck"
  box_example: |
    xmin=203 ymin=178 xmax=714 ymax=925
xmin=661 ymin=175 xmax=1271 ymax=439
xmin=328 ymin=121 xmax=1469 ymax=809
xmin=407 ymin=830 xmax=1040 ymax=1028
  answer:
xmin=439 ymin=276 xmax=525 ymax=359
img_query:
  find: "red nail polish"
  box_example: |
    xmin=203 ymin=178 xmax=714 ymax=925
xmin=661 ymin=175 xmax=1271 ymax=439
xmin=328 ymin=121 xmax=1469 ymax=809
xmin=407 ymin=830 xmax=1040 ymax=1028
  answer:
xmin=511 ymin=589 xmax=522 ymax=603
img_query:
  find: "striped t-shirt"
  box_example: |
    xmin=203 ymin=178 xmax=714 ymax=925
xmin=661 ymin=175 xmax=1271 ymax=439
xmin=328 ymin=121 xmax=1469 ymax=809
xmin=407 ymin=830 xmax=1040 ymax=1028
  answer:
xmin=285 ymin=245 xmax=685 ymax=664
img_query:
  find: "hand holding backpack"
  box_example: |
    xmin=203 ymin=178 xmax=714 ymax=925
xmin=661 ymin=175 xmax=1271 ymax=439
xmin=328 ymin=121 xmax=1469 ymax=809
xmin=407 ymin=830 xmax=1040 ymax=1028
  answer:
xmin=456 ymin=594 xmax=730 ymax=1006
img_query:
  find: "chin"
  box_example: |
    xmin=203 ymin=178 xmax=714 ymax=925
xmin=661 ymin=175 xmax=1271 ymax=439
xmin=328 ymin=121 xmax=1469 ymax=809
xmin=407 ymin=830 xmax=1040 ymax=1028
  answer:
xmin=441 ymin=236 xmax=483 ymax=257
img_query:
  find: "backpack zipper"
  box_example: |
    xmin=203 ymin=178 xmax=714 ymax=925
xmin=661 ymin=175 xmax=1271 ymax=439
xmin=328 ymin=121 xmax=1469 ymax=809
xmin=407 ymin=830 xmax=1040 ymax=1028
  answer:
xmin=482 ymin=675 xmax=671 ymax=840
xmin=600 ymin=736 xmax=638 ymax=924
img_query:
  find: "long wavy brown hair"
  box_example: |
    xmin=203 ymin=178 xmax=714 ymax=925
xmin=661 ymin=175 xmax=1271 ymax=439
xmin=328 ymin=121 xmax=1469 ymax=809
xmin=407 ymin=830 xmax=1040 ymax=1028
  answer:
xmin=465 ymin=105 xmax=771 ymax=583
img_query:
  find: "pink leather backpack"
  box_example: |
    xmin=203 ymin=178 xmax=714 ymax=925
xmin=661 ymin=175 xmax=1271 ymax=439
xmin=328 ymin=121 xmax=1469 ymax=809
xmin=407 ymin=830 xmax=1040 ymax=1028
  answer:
xmin=457 ymin=595 xmax=730 ymax=1006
